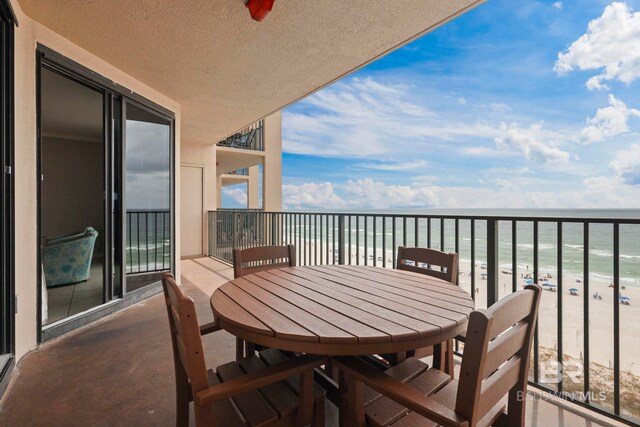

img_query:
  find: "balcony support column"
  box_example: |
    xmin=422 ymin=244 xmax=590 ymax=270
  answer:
xmin=248 ymin=166 xmax=260 ymax=209
xmin=262 ymin=112 xmax=282 ymax=211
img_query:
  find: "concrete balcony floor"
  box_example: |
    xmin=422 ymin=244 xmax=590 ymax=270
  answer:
xmin=0 ymin=258 xmax=627 ymax=426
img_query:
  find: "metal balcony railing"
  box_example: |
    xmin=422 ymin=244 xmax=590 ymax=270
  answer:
xmin=208 ymin=209 xmax=640 ymax=425
xmin=126 ymin=210 xmax=171 ymax=274
xmin=216 ymin=120 xmax=264 ymax=151
xmin=226 ymin=168 xmax=249 ymax=176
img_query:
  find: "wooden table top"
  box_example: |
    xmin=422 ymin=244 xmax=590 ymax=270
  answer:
xmin=210 ymin=265 xmax=475 ymax=356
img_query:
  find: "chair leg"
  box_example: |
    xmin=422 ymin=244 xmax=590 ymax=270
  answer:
xmin=175 ymin=365 xmax=190 ymax=427
xmin=245 ymin=342 xmax=257 ymax=356
xmin=507 ymin=386 xmax=527 ymax=427
xmin=433 ymin=342 xmax=445 ymax=371
xmin=193 ymin=403 xmax=215 ymax=427
xmin=235 ymin=337 xmax=244 ymax=360
xmin=344 ymin=372 xmax=365 ymax=427
xmin=312 ymin=395 xmax=325 ymax=427
xmin=295 ymin=371 xmax=314 ymax=426
xmin=444 ymin=339 xmax=455 ymax=378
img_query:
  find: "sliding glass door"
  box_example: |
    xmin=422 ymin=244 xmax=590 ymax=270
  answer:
xmin=124 ymin=102 xmax=173 ymax=292
xmin=36 ymin=47 xmax=174 ymax=340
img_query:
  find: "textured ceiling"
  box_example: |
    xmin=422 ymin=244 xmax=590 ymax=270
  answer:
xmin=20 ymin=0 xmax=483 ymax=144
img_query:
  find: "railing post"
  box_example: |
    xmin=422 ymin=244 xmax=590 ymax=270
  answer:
xmin=338 ymin=215 xmax=345 ymax=265
xmin=232 ymin=211 xmax=238 ymax=253
xmin=486 ymin=219 xmax=499 ymax=307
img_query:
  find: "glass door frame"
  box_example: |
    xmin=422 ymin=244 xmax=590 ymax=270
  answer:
xmin=35 ymin=45 xmax=175 ymax=342
xmin=0 ymin=0 xmax=15 ymax=397
xmin=121 ymin=99 xmax=176 ymax=293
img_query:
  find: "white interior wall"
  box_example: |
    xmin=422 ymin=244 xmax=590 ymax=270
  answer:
xmin=41 ymin=137 xmax=104 ymax=247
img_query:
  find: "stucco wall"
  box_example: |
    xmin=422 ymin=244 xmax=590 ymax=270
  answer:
xmin=262 ymin=111 xmax=282 ymax=212
xmin=248 ymin=166 xmax=260 ymax=209
xmin=11 ymin=0 xmax=181 ymax=361
xmin=180 ymin=142 xmax=216 ymax=256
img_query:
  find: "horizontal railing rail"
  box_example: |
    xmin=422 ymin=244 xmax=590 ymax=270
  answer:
xmin=226 ymin=168 xmax=249 ymax=176
xmin=126 ymin=209 xmax=171 ymax=274
xmin=208 ymin=209 xmax=640 ymax=425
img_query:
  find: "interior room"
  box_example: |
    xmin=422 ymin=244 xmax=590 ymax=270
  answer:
xmin=40 ymin=67 xmax=105 ymax=325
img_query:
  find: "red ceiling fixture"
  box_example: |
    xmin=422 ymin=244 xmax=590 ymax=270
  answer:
xmin=246 ymin=0 xmax=275 ymax=22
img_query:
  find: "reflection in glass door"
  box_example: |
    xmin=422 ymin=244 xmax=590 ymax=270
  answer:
xmin=124 ymin=102 xmax=172 ymax=291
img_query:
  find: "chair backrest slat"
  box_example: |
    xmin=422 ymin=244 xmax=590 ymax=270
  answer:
xmin=455 ymin=284 xmax=542 ymax=425
xmin=477 ymin=355 xmax=522 ymax=416
xmin=483 ymin=321 xmax=528 ymax=377
xmin=396 ymin=246 xmax=458 ymax=285
xmin=486 ymin=290 xmax=537 ymax=339
xmin=233 ymin=245 xmax=296 ymax=278
xmin=162 ymin=273 xmax=210 ymax=394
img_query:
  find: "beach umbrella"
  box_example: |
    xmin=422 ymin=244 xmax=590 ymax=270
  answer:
xmin=569 ymin=288 xmax=578 ymax=292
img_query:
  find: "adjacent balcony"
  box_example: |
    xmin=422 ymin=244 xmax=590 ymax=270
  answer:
xmin=216 ymin=120 xmax=264 ymax=152
xmin=215 ymin=121 xmax=266 ymax=177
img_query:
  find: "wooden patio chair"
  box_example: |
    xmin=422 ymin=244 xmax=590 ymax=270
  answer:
xmin=233 ymin=244 xmax=297 ymax=278
xmin=232 ymin=244 xmax=296 ymax=358
xmin=384 ymin=246 xmax=459 ymax=373
xmin=334 ymin=283 xmax=542 ymax=427
xmin=161 ymin=273 xmax=326 ymax=427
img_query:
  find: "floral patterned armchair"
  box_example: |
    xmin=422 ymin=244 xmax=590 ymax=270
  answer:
xmin=42 ymin=227 xmax=98 ymax=287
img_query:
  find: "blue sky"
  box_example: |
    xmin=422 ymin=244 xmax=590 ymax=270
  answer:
xmin=223 ymin=0 xmax=640 ymax=210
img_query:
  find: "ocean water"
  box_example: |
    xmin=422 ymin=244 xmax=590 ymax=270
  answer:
xmin=285 ymin=209 xmax=640 ymax=286
xmin=125 ymin=212 xmax=171 ymax=273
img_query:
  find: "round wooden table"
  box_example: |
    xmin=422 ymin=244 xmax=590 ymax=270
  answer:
xmin=210 ymin=265 xmax=474 ymax=356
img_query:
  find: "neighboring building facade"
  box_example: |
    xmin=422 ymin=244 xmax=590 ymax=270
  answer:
xmin=215 ymin=112 xmax=283 ymax=212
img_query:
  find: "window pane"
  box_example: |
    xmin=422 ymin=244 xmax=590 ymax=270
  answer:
xmin=125 ymin=103 xmax=171 ymax=291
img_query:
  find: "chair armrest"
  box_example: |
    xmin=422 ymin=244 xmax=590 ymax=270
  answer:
xmin=195 ymin=354 xmax=328 ymax=407
xmin=199 ymin=321 xmax=220 ymax=335
xmin=333 ymin=356 xmax=468 ymax=427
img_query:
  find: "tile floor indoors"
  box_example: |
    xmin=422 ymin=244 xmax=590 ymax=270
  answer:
xmin=44 ymin=260 xmax=105 ymax=325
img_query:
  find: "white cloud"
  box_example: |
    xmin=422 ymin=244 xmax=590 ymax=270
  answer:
xmin=485 ymin=102 xmax=512 ymax=112
xmin=355 ymin=160 xmax=428 ymax=171
xmin=610 ymin=144 xmax=640 ymax=185
xmin=581 ymin=94 xmax=640 ymax=143
xmin=461 ymin=146 xmax=512 ymax=157
xmin=222 ymin=187 xmax=247 ymax=205
xmin=555 ymin=2 xmax=640 ymax=90
xmin=282 ymin=176 xmax=640 ymax=210
xmin=282 ymin=179 xmax=438 ymax=210
xmin=283 ymin=76 xmax=501 ymax=159
xmin=342 ymin=179 xmax=439 ymax=209
xmin=284 ymin=76 xmax=580 ymax=167
xmin=494 ymin=123 xmax=570 ymax=164
xmin=282 ymin=182 xmax=346 ymax=210
xmin=553 ymin=2 xmax=563 ymax=9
